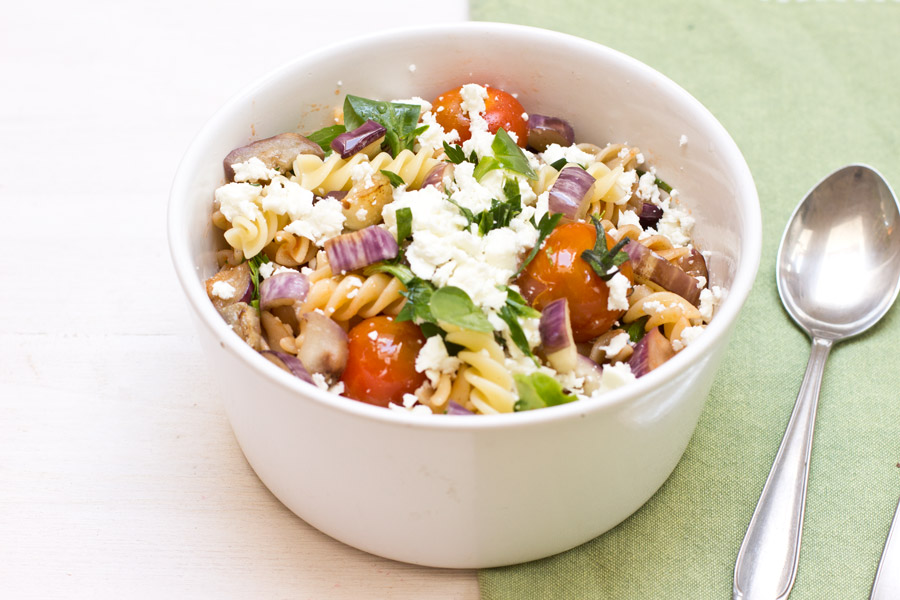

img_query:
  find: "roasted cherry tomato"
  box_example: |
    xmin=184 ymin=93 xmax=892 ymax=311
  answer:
xmin=340 ymin=316 xmax=427 ymax=408
xmin=432 ymin=85 xmax=529 ymax=147
xmin=516 ymin=222 xmax=633 ymax=342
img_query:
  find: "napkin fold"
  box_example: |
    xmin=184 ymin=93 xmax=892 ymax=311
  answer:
xmin=471 ymin=1 xmax=900 ymax=598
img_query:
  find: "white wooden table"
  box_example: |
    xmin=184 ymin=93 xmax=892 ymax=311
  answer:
xmin=0 ymin=1 xmax=479 ymax=597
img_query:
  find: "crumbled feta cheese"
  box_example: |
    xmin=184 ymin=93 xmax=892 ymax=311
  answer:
xmin=672 ymin=325 xmax=705 ymax=351
xmin=635 ymin=152 xmax=646 ymax=165
xmin=283 ymin=197 xmax=346 ymax=245
xmin=600 ymin=362 xmax=636 ymax=390
xmin=261 ymin=177 xmax=315 ymax=221
xmin=408 ymin=63 xmax=417 ymax=73
xmin=417 ymin=109 xmax=460 ymax=153
xmin=312 ymin=373 xmax=329 ymax=390
xmin=596 ymin=332 xmax=630 ymax=357
xmin=694 ymin=275 xmax=707 ymax=289
xmin=259 ymin=263 xmax=294 ymax=280
xmin=616 ymin=209 xmax=642 ymax=229
xmin=642 ymin=300 xmax=667 ymax=315
xmin=350 ymin=161 xmax=376 ymax=189
xmin=607 ymin=272 xmax=631 ymax=311
xmin=636 ymin=172 xmax=661 ymax=204
xmin=388 ymin=394 xmax=433 ymax=415
xmin=699 ymin=286 xmax=725 ymax=321
xmin=211 ymin=281 xmax=236 ymax=300
xmin=656 ymin=199 xmax=695 ymax=248
xmin=679 ymin=134 xmax=689 ymax=147
xmin=415 ymin=335 xmax=461 ymax=386
xmin=541 ymin=143 xmax=595 ymax=167
xmin=231 ymin=157 xmax=280 ymax=183
xmin=215 ymin=182 xmax=263 ymax=223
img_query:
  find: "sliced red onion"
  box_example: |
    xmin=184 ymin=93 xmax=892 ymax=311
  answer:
xmin=259 ymin=271 xmax=310 ymax=310
xmin=260 ymin=350 xmax=314 ymax=383
xmin=317 ymin=190 xmax=348 ymax=203
xmin=628 ymin=328 xmax=674 ymax=377
xmin=324 ymin=226 xmax=398 ymax=273
xmin=331 ymin=120 xmax=386 ymax=159
xmin=638 ymin=202 xmax=663 ymax=229
xmin=548 ymin=165 xmax=595 ymax=221
xmin=446 ymin=401 xmax=474 ymax=415
xmin=623 ymin=241 xmax=702 ymax=307
xmin=572 ymin=355 xmax=604 ymax=395
xmin=539 ymin=298 xmax=577 ymax=373
xmin=527 ymin=114 xmax=575 ymax=152
xmin=422 ymin=163 xmax=451 ymax=191
xmin=297 ymin=312 xmax=349 ymax=379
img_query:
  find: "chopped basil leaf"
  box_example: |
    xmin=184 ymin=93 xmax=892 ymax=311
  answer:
xmin=625 ymin=316 xmax=650 ymax=343
xmin=498 ymin=285 xmax=540 ymax=319
xmin=443 ymin=142 xmax=468 ymax=164
xmin=381 ymin=169 xmax=406 ymax=188
xmin=472 ymin=156 xmax=500 ymax=181
xmin=364 ymin=261 xmax=415 ymax=285
xmin=581 ymin=216 xmax=630 ymax=281
xmin=429 ymin=286 xmax=493 ymax=332
xmin=515 ymin=212 xmax=563 ymax=276
xmin=306 ymin=124 xmax=346 ymax=153
xmin=419 ymin=322 xmax=443 ymax=339
xmin=396 ymin=277 xmax=436 ymax=324
xmin=395 ymin=206 xmax=413 ymax=242
xmin=549 ymin=158 xmax=568 ymax=171
xmin=498 ymin=304 xmax=532 ymax=357
xmin=246 ymin=254 xmax=271 ymax=310
xmin=491 ymin=128 xmax=537 ymax=179
xmin=635 ymin=168 xmax=673 ymax=194
xmin=343 ymin=95 xmax=422 ymax=157
xmin=446 ymin=197 xmax=476 ymax=227
xmin=513 ymin=372 xmax=577 ymax=411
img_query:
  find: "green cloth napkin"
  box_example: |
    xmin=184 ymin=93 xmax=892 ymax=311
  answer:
xmin=471 ymin=1 xmax=900 ymax=598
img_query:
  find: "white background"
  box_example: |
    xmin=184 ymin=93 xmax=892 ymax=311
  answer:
xmin=0 ymin=1 xmax=480 ymax=597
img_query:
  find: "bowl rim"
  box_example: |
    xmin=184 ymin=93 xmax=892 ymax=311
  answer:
xmin=168 ymin=21 xmax=761 ymax=431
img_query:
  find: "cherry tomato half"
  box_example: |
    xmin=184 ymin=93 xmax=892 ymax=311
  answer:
xmin=432 ymin=85 xmax=529 ymax=148
xmin=516 ymin=222 xmax=633 ymax=342
xmin=340 ymin=316 xmax=427 ymax=408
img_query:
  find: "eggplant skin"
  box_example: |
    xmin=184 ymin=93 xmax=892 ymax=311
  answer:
xmin=223 ymin=132 xmax=324 ymax=181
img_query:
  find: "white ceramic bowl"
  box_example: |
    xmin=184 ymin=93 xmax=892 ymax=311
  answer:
xmin=169 ymin=22 xmax=760 ymax=568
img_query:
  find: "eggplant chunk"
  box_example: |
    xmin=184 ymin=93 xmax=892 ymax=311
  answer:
xmin=624 ymin=241 xmax=702 ymax=307
xmin=219 ymin=302 xmax=263 ymax=351
xmin=223 ymin=132 xmax=323 ymax=181
xmin=676 ymin=248 xmax=709 ymax=285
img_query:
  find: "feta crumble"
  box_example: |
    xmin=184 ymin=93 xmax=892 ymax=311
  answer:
xmin=211 ymin=281 xmax=236 ymax=300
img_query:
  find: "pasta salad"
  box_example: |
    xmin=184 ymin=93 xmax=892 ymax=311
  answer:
xmin=205 ymin=83 xmax=723 ymax=415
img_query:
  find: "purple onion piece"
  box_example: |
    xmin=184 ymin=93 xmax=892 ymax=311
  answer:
xmin=446 ymin=401 xmax=474 ymax=415
xmin=317 ymin=190 xmax=348 ymax=203
xmin=548 ymin=165 xmax=595 ymax=220
xmin=539 ymin=298 xmax=577 ymax=372
xmin=331 ymin=119 xmax=386 ymax=159
xmin=527 ymin=114 xmax=575 ymax=152
xmin=627 ymin=328 xmax=674 ymax=378
xmin=638 ymin=202 xmax=664 ymax=230
xmin=623 ymin=241 xmax=701 ymax=306
xmin=259 ymin=271 xmax=310 ymax=310
xmin=324 ymin=226 xmax=398 ymax=273
xmin=297 ymin=312 xmax=349 ymax=378
xmin=260 ymin=350 xmax=314 ymax=384
xmin=422 ymin=163 xmax=451 ymax=191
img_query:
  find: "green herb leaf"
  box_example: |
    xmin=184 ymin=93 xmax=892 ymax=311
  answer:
xmin=635 ymin=168 xmax=673 ymax=194
xmin=380 ymin=170 xmax=406 ymax=188
xmin=306 ymin=124 xmax=346 ymax=153
xmin=625 ymin=316 xmax=649 ymax=343
xmin=472 ymin=156 xmax=500 ymax=181
xmin=396 ymin=277 xmax=436 ymax=324
xmin=515 ymin=212 xmax=563 ymax=276
xmin=490 ymin=128 xmax=537 ymax=179
xmin=499 ymin=285 xmax=540 ymax=319
xmin=364 ymin=261 xmax=415 ymax=285
xmin=513 ymin=372 xmax=577 ymax=411
xmin=475 ymin=195 xmax=523 ymax=236
xmin=395 ymin=206 xmax=413 ymax=242
xmin=498 ymin=304 xmax=532 ymax=357
xmin=443 ymin=142 xmax=467 ymax=164
xmin=446 ymin=197 xmax=476 ymax=228
xmin=343 ymin=95 xmax=422 ymax=157
xmin=549 ymin=158 xmax=568 ymax=171
xmin=429 ymin=286 xmax=493 ymax=332
xmin=246 ymin=254 xmax=271 ymax=310
xmin=580 ymin=216 xmax=630 ymax=281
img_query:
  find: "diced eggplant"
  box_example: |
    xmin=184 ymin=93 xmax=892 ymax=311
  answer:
xmin=297 ymin=312 xmax=349 ymax=379
xmin=676 ymin=248 xmax=709 ymax=286
xmin=223 ymin=132 xmax=323 ymax=181
xmin=205 ymin=262 xmax=252 ymax=313
xmin=219 ymin=302 xmax=263 ymax=351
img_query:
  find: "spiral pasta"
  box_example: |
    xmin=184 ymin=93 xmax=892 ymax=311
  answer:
xmin=623 ymin=291 xmax=703 ymax=331
xmin=265 ymin=230 xmax=316 ymax=267
xmin=293 ymin=147 xmax=439 ymax=195
xmin=302 ymin=272 xmax=406 ymax=323
xmin=223 ymin=210 xmax=280 ymax=259
xmin=445 ymin=330 xmax=516 ymax=414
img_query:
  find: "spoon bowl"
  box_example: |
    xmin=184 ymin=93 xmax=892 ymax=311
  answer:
xmin=734 ymin=164 xmax=900 ymax=600
xmin=778 ymin=164 xmax=900 ymax=340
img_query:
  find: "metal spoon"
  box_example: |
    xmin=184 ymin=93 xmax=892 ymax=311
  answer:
xmin=733 ymin=164 xmax=900 ymax=600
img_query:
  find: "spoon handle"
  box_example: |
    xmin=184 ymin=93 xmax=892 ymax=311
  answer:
xmin=733 ymin=336 xmax=832 ymax=600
